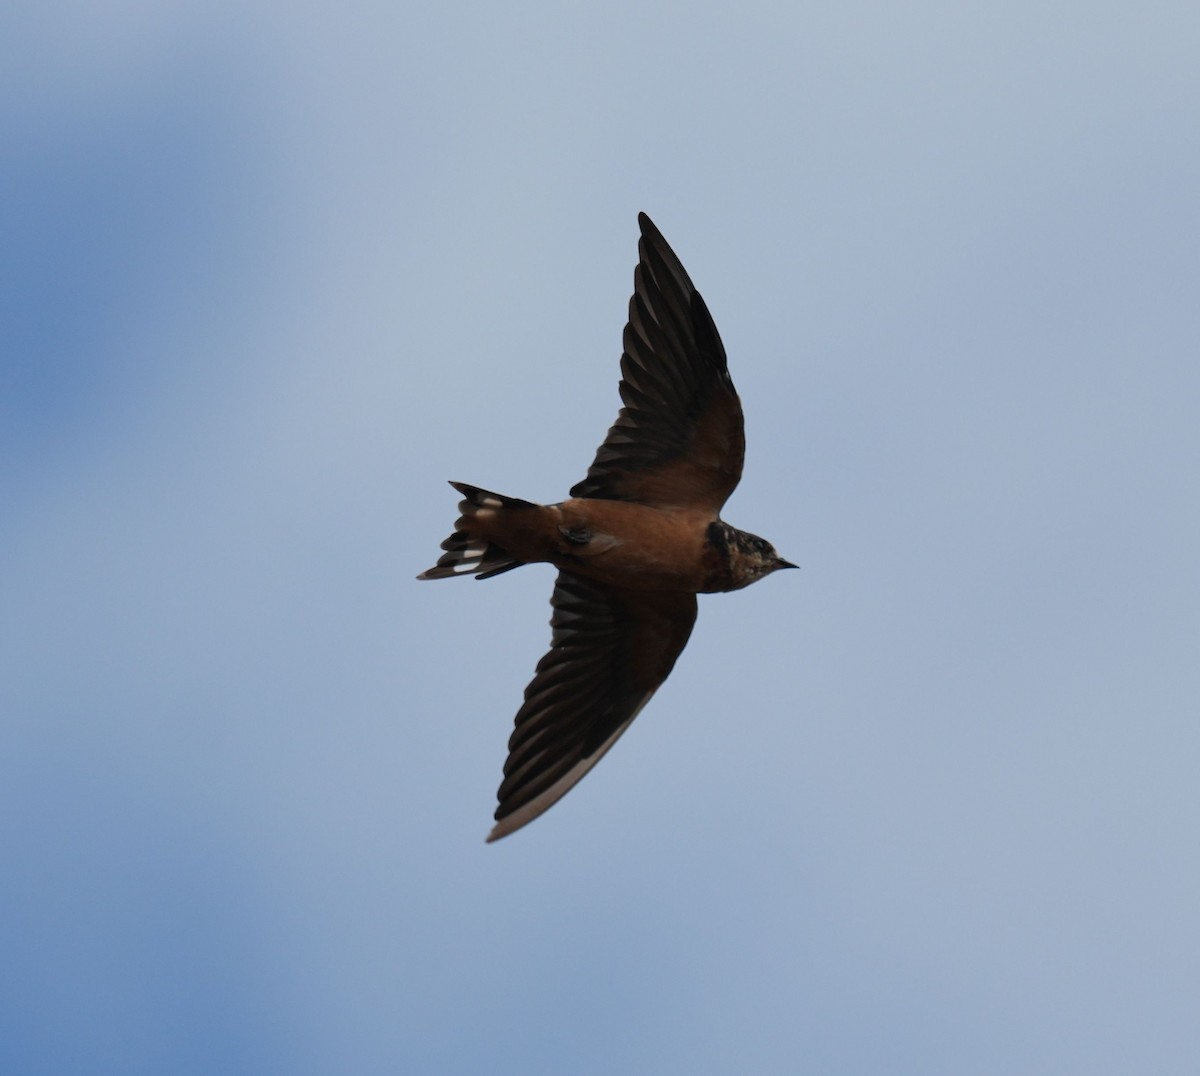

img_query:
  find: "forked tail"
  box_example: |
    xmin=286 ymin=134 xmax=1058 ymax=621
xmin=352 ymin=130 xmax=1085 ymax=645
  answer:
xmin=417 ymin=481 xmax=535 ymax=580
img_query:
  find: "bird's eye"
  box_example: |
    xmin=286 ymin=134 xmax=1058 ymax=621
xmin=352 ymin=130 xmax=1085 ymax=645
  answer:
xmin=750 ymin=537 xmax=766 ymax=553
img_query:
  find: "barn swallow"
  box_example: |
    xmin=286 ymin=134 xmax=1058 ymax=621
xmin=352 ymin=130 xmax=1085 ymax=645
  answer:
xmin=418 ymin=213 xmax=795 ymax=841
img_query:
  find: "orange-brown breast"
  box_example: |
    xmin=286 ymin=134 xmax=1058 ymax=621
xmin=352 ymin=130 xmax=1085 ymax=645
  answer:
xmin=472 ymin=497 xmax=718 ymax=592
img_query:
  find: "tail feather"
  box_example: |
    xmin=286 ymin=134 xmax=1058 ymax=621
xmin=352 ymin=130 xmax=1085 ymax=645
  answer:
xmin=417 ymin=481 xmax=535 ymax=581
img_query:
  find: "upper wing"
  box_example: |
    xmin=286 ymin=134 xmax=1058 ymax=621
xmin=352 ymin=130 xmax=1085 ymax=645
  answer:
xmin=569 ymin=213 xmax=746 ymax=513
xmin=487 ymin=570 xmax=698 ymax=841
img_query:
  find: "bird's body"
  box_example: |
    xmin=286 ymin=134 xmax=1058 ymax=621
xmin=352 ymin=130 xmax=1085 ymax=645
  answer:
xmin=437 ymin=491 xmax=771 ymax=594
xmin=419 ymin=213 xmax=795 ymax=841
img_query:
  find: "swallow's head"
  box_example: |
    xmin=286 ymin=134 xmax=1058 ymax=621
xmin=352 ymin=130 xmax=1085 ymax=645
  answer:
xmin=706 ymin=522 xmax=797 ymax=591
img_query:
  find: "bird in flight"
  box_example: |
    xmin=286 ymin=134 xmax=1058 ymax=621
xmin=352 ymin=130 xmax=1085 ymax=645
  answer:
xmin=419 ymin=213 xmax=796 ymax=841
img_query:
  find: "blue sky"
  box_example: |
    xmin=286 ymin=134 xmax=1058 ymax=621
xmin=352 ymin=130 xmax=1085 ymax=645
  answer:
xmin=4 ymin=2 xmax=1199 ymax=1072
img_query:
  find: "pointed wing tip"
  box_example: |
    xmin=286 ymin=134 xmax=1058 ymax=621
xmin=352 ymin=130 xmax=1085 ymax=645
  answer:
xmin=637 ymin=211 xmax=661 ymax=240
xmin=484 ymin=805 xmax=540 ymax=843
xmin=485 ymin=817 xmax=523 ymax=843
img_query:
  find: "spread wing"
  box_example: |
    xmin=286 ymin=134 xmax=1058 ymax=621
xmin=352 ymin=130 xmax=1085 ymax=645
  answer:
xmin=487 ymin=570 xmax=698 ymax=841
xmin=569 ymin=212 xmax=746 ymax=513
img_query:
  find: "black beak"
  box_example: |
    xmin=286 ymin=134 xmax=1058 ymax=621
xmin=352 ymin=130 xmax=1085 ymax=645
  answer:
xmin=775 ymin=558 xmax=799 ymax=570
